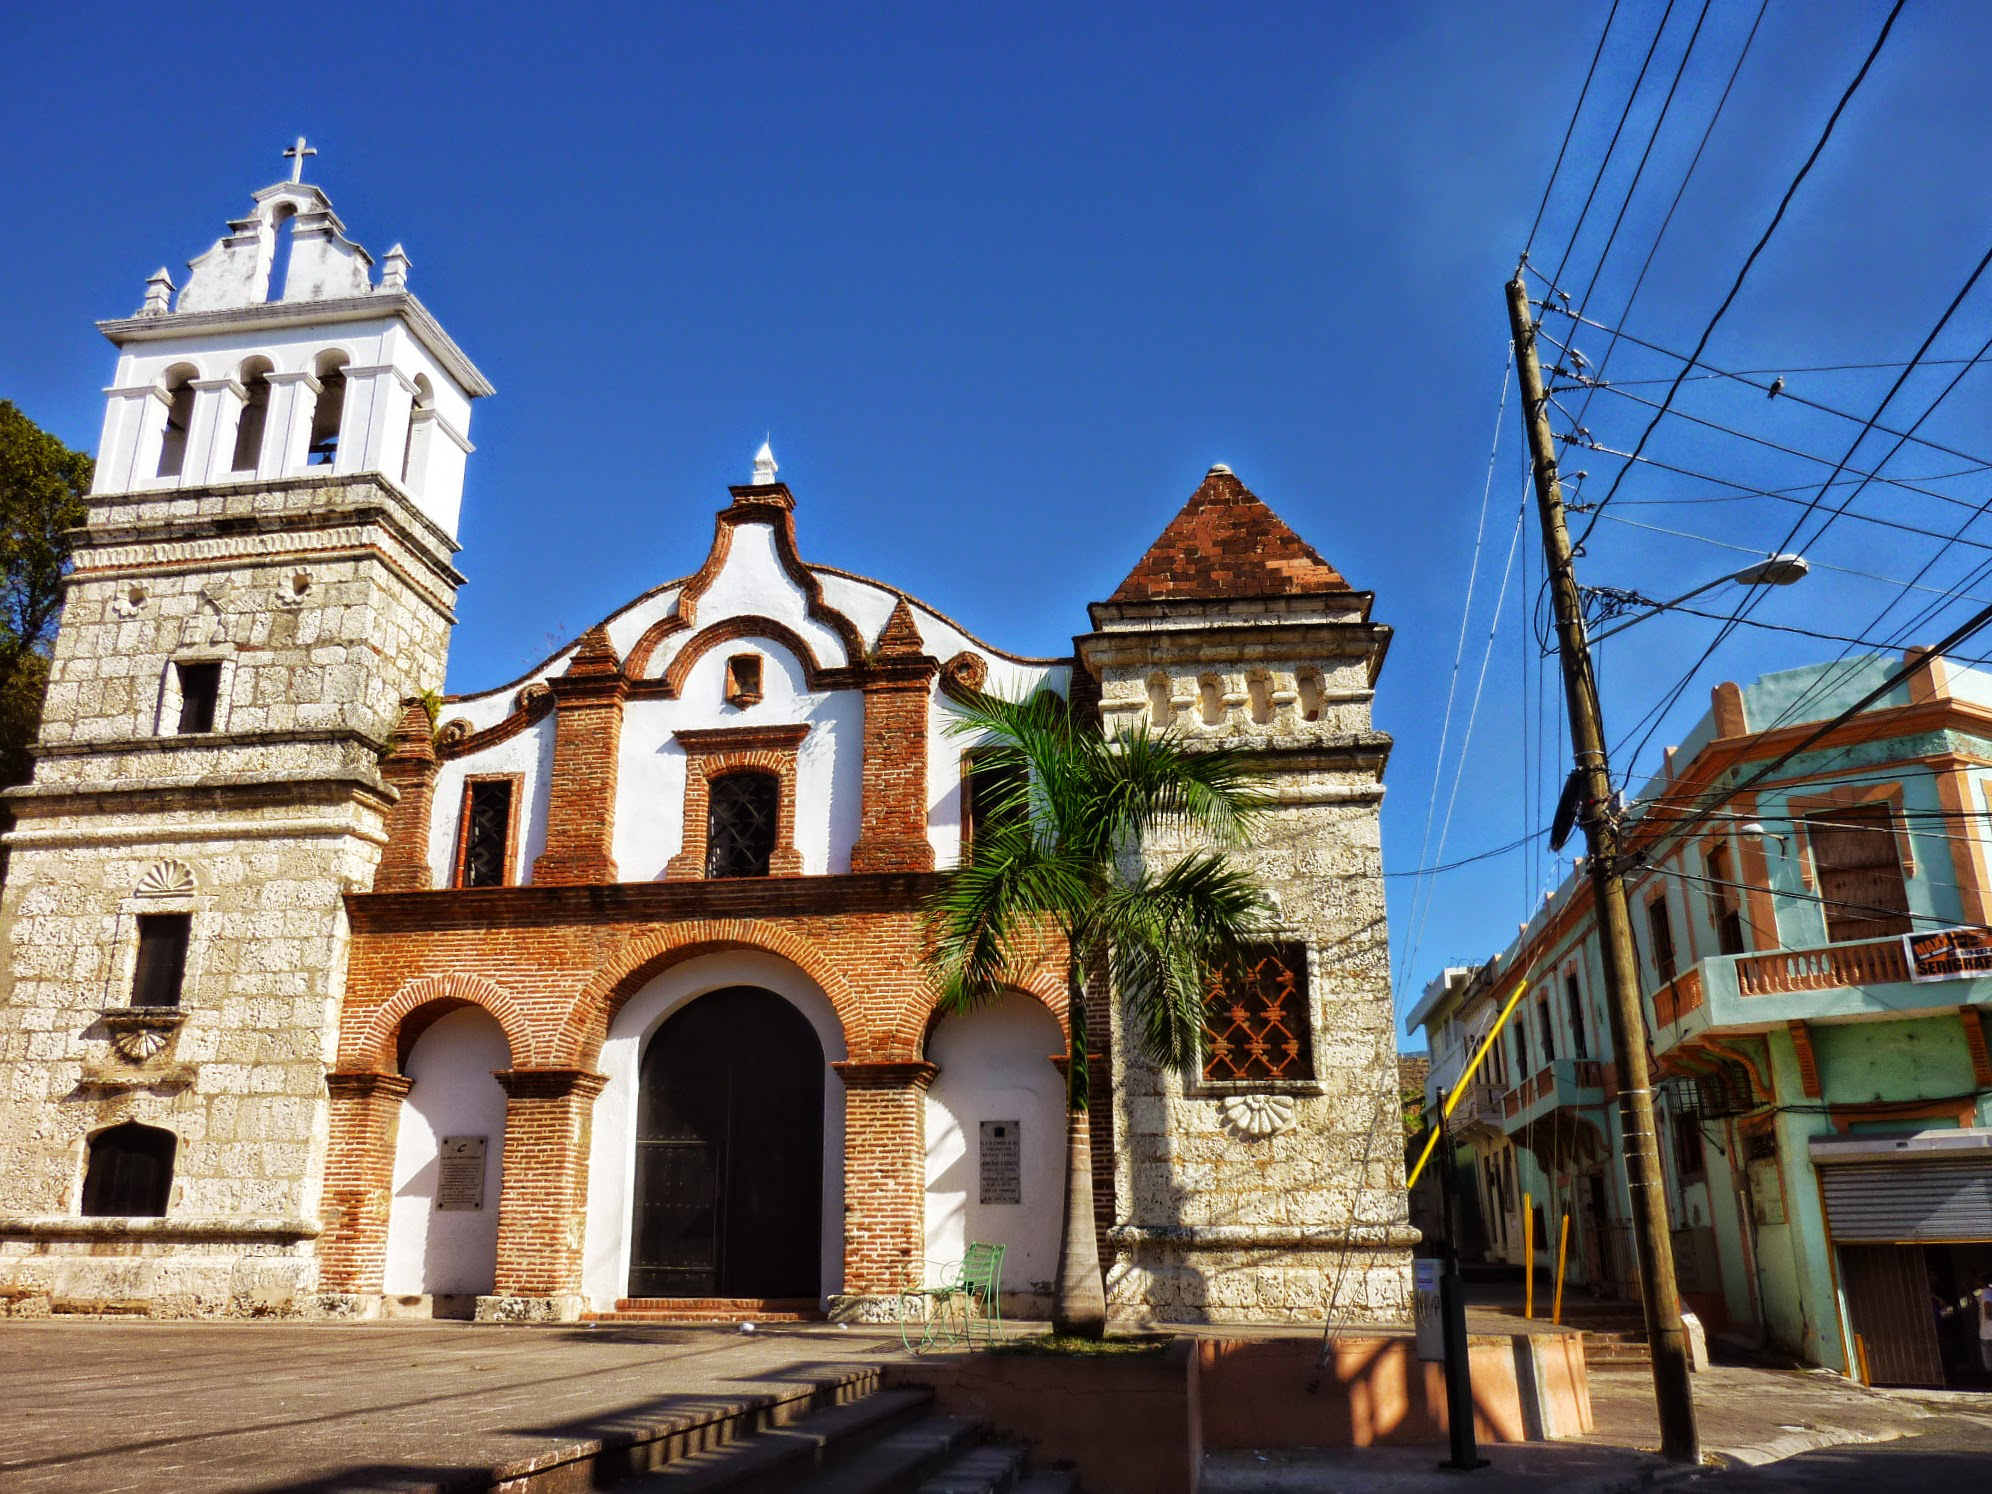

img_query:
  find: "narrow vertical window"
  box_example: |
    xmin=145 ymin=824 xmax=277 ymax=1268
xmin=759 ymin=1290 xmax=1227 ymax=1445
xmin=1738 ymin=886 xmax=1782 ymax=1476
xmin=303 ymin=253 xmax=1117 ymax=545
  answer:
xmin=1564 ymin=972 xmax=1587 ymax=1058
xmin=80 ymin=1122 xmax=176 ymax=1217
xmin=1706 ymin=843 xmax=1747 ymax=955
xmin=456 ymin=779 xmax=516 ymax=888
xmin=131 ymin=913 xmax=191 ymax=1008
xmin=175 ymin=661 xmax=221 ymax=734
xmin=232 ymin=359 xmax=273 ymax=472
xmin=961 ymin=750 xmax=1026 ymax=852
xmin=1647 ymin=894 xmax=1677 ymax=981
xmin=156 ymin=368 xmax=198 ymax=478
xmin=400 ymin=374 xmax=434 ymax=487
xmin=1536 ymin=992 xmax=1555 ymax=1065
xmin=1673 ymin=1113 xmax=1706 ymax=1179
xmin=707 ymin=771 xmax=779 ymax=878
xmin=265 ymin=205 xmax=297 ymax=302
xmin=307 ymin=354 xmax=348 ymax=466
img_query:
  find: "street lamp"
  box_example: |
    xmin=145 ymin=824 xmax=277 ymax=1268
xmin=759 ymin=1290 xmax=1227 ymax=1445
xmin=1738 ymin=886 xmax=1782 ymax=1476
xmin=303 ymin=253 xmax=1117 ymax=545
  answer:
xmin=1588 ymin=554 xmax=1809 ymax=644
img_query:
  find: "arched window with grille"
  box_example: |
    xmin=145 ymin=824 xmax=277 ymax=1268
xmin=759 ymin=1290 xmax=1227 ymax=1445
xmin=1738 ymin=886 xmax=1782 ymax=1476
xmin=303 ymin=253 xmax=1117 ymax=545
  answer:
xmin=80 ymin=1121 xmax=176 ymax=1217
xmin=706 ymin=770 xmax=779 ymax=879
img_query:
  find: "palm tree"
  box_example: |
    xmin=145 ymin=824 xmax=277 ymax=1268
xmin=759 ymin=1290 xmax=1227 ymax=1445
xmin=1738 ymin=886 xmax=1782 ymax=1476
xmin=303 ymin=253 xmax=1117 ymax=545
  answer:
xmin=925 ymin=688 xmax=1273 ymax=1338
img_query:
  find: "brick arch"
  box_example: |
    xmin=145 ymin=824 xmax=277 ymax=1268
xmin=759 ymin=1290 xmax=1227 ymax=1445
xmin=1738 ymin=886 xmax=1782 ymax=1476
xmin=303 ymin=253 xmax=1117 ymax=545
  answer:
xmin=917 ymin=976 xmax=1071 ymax=1061
xmin=347 ymin=973 xmax=539 ymax=1072
xmin=560 ymin=918 xmax=874 ymax=1069
xmin=649 ymin=616 xmax=828 ymax=694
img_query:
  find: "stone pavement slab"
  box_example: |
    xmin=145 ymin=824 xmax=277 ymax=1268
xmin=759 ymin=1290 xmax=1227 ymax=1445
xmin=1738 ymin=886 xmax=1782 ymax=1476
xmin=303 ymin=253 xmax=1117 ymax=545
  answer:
xmin=0 ymin=1318 xmax=903 ymax=1493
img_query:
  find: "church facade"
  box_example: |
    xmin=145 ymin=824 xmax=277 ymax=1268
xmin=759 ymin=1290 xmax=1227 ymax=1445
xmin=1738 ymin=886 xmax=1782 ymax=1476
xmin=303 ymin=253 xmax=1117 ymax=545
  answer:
xmin=0 ymin=175 xmax=1415 ymax=1325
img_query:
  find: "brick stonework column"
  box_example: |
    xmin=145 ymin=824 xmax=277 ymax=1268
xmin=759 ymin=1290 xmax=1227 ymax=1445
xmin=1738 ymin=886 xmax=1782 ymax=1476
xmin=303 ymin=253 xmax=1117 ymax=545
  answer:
xmin=481 ymin=1067 xmax=608 ymax=1321
xmin=318 ymin=1070 xmax=414 ymax=1300
xmin=832 ymin=1059 xmax=935 ymax=1300
xmin=849 ymin=600 xmax=937 ymax=874
xmin=373 ymin=701 xmax=440 ymax=892
xmin=532 ymin=625 xmax=627 ymax=886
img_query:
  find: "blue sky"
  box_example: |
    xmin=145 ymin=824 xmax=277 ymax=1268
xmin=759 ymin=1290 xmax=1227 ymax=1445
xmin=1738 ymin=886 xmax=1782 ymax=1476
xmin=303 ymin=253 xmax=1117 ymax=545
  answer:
xmin=7 ymin=2 xmax=1992 ymax=1033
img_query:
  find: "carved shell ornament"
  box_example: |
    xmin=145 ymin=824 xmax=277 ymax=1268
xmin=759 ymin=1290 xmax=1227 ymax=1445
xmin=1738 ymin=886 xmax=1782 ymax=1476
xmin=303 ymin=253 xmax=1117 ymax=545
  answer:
xmin=941 ymin=651 xmax=988 ymax=696
xmin=108 ymin=1021 xmax=175 ymax=1064
xmin=1222 ymin=1093 xmax=1297 ymax=1139
xmin=134 ymin=860 xmax=197 ymax=898
xmin=111 ymin=584 xmax=148 ymax=619
xmin=437 ymin=717 xmax=475 ymax=747
xmin=274 ymin=569 xmax=312 ymax=608
xmin=515 ymin=681 xmax=553 ymax=714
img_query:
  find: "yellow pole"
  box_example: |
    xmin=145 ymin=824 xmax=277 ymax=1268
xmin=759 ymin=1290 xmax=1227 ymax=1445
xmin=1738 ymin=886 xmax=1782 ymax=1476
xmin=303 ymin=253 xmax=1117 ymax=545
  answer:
xmin=1523 ymin=1191 xmax=1534 ymax=1319
xmin=1405 ymin=979 xmax=1531 ymax=1191
xmin=1553 ymin=1213 xmax=1571 ymax=1325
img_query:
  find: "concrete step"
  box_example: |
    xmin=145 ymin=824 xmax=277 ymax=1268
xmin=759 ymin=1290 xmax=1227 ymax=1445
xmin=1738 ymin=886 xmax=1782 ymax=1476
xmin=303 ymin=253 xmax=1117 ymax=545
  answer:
xmin=782 ymin=1415 xmax=985 ymax=1494
xmin=614 ymin=1387 xmax=937 ymax=1492
xmin=916 ymin=1440 xmax=1028 ymax=1493
xmin=586 ymin=1297 xmax=827 ymax=1323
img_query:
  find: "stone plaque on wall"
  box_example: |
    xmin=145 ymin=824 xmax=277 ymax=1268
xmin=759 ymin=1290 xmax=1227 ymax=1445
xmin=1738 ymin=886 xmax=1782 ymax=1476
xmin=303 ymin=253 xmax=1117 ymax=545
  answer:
xmin=980 ymin=1120 xmax=1021 ymax=1205
xmin=436 ymin=1135 xmax=487 ymax=1211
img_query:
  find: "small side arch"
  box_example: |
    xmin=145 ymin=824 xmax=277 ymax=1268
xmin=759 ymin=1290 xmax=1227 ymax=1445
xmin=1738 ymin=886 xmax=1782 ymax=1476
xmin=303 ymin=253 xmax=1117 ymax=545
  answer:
xmin=348 ymin=973 xmax=539 ymax=1072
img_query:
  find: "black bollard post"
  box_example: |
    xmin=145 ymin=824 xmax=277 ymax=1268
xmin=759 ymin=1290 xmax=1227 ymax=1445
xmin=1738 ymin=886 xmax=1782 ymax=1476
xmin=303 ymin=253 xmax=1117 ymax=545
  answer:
xmin=1435 ymin=1101 xmax=1486 ymax=1472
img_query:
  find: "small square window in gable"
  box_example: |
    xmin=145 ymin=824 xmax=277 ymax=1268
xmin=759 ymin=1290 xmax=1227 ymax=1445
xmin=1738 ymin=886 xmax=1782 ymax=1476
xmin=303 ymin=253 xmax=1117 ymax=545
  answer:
xmin=724 ymin=654 xmax=764 ymax=708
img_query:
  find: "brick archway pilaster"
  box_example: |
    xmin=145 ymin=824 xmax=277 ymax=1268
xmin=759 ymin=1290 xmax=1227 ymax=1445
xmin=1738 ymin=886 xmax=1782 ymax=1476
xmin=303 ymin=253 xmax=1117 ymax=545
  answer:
xmin=833 ymin=1060 xmax=937 ymax=1296
xmin=318 ymin=1070 xmax=414 ymax=1295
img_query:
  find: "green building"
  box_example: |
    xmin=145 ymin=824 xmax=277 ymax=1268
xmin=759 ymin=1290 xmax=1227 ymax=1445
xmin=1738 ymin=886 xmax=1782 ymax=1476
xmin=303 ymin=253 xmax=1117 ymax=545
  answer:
xmin=1409 ymin=652 xmax=1992 ymax=1387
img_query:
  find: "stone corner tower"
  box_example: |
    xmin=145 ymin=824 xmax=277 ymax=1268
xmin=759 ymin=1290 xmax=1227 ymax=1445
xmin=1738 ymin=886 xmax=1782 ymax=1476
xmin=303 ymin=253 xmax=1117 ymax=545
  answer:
xmin=1077 ymin=464 xmax=1416 ymax=1326
xmin=0 ymin=164 xmax=490 ymax=1317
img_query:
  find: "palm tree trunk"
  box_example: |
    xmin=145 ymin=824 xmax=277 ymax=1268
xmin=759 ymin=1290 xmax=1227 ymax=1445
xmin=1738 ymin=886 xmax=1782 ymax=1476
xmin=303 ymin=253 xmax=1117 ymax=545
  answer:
xmin=1053 ymin=949 xmax=1108 ymax=1338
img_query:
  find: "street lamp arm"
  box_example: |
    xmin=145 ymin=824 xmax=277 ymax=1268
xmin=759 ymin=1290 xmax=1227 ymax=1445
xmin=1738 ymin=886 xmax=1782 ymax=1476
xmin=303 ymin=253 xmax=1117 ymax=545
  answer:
xmin=1588 ymin=554 xmax=1809 ymax=646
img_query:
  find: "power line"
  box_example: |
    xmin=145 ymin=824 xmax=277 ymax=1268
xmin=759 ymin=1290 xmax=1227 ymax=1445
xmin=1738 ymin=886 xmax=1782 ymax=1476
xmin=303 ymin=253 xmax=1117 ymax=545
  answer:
xmin=1561 ymin=0 xmax=1762 ymax=442
xmin=1523 ymin=0 xmax=1624 ymax=256
xmin=1543 ymin=0 xmax=1682 ymax=298
xmin=1558 ymin=307 xmax=1992 ymax=478
xmin=1555 ymin=0 xmax=1907 ymax=541
xmin=1384 ymin=829 xmax=1547 ymax=880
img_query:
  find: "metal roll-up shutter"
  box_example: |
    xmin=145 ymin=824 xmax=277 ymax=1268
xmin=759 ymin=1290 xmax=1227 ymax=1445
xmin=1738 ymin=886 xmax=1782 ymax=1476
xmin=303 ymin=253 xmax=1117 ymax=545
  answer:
xmin=1817 ymin=1157 xmax=1992 ymax=1242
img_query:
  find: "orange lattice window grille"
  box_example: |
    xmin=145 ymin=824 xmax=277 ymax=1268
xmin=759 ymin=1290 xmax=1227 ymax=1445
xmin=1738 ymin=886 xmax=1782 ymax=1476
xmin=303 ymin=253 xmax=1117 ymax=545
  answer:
xmin=1203 ymin=942 xmax=1312 ymax=1081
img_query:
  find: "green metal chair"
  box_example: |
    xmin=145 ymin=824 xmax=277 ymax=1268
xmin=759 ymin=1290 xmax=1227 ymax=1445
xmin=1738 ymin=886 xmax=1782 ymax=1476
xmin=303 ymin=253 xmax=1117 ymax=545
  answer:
xmin=898 ymin=1241 xmax=1006 ymax=1353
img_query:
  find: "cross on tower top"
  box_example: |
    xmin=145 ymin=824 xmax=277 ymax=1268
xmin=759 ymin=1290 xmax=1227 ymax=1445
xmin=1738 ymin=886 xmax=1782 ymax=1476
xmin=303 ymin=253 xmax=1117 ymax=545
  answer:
xmin=283 ymin=136 xmax=317 ymax=184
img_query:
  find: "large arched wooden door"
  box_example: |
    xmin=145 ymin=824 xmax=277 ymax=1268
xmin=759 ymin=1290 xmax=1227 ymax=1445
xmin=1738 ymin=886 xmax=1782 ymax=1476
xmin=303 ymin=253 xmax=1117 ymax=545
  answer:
xmin=631 ymin=987 xmax=825 ymax=1298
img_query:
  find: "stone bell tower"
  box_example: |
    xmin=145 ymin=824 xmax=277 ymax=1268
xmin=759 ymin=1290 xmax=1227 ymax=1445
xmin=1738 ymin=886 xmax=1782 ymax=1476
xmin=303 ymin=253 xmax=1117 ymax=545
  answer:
xmin=0 ymin=157 xmax=490 ymax=1316
xmin=1079 ymin=466 xmax=1416 ymax=1326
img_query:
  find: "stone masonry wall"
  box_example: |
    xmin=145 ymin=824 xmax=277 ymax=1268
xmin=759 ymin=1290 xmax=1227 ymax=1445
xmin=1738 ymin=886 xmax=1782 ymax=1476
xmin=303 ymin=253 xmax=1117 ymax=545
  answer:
xmin=1089 ymin=636 xmax=1416 ymax=1326
xmin=0 ymin=475 xmax=458 ymax=1317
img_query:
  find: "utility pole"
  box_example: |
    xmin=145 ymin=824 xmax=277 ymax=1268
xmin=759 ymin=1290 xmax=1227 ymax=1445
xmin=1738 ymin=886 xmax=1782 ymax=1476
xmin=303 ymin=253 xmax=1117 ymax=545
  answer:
xmin=1505 ymin=269 xmax=1700 ymax=1465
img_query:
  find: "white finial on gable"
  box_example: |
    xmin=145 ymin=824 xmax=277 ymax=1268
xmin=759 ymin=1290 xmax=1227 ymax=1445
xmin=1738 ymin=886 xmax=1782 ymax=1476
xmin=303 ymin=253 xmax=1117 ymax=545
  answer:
xmin=752 ymin=439 xmax=778 ymax=486
xmin=380 ymin=243 xmax=410 ymax=293
xmin=139 ymin=268 xmax=175 ymax=317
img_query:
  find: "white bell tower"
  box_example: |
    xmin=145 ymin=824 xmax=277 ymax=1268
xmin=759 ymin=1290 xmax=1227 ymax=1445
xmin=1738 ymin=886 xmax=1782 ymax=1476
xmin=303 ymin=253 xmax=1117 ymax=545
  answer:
xmin=92 ymin=146 xmax=492 ymax=539
xmin=0 ymin=153 xmax=492 ymax=1318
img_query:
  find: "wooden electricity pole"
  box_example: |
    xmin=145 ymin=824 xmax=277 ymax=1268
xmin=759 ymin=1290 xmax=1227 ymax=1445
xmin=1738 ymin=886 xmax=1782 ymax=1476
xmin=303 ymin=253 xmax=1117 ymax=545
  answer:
xmin=1505 ymin=269 xmax=1700 ymax=1464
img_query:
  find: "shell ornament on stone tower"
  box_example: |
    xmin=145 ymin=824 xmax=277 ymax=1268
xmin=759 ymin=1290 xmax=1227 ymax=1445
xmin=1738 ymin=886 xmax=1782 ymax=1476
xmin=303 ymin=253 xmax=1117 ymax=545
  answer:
xmin=134 ymin=860 xmax=197 ymax=898
xmin=1221 ymin=1092 xmax=1298 ymax=1139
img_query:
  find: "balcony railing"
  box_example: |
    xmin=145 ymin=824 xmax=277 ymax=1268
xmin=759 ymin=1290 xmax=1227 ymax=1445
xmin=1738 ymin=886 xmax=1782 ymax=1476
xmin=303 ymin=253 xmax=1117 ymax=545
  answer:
xmin=1451 ymin=1082 xmax=1505 ymax=1129
xmin=1501 ymin=1057 xmax=1604 ymax=1120
xmin=1653 ymin=966 xmax=1704 ymax=1027
xmin=1736 ymin=937 xmax=1908 ymax=996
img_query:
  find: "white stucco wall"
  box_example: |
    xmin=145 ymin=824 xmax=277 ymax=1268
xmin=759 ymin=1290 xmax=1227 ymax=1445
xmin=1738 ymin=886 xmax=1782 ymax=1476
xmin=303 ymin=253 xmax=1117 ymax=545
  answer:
xmin=924 ymin=991 xmax=1066 ymax=1307
xmin=581 ymin=950 xmax=849 ymax=1310
xmin=382 ymin=1006 xmax=511 ymax=1297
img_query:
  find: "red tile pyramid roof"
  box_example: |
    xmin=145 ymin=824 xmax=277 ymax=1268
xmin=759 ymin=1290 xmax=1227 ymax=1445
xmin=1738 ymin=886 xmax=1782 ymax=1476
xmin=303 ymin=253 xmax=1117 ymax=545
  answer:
xmin=1110 ymin=467 xmax=1349 ymax=603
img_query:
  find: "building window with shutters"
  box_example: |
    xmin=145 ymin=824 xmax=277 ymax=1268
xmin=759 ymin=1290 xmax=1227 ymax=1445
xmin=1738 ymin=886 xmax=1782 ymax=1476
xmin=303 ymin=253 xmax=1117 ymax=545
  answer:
xmin=707 ymin=770 xmax=779 ymax=878
xmin=1705 ymin=841 xmax=1747 ymax=955
xmin=454 ymin=776 xmax=520 ymax=888
xmin=1804 ymin=802 xmax=1912 ymax=943
xmin=131 ymin=912 xmax=191 ymax=1007
xmin=1203 ymin=942 xmax=1312 ymax=1083
xmin=960 ymin=749 xmax=1027 ymax=853
xmin=1564 ymin=971 xmax=1588 ymax=1058
xmin=1647 ymin=893 xmax=1678 ymax=982
xmin=80 ymin=1121 xmax=176 ymax=1217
